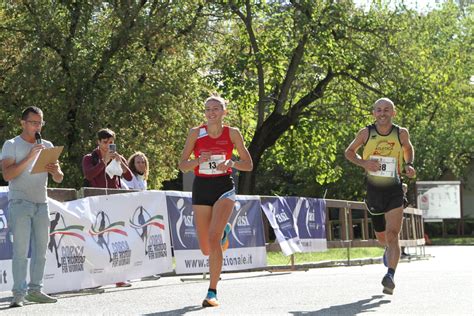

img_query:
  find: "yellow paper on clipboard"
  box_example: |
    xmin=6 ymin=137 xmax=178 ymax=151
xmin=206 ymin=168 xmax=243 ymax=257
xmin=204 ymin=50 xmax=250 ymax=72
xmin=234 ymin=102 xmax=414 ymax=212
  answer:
xmin=30 ymin=146 xmax=64 ymax=174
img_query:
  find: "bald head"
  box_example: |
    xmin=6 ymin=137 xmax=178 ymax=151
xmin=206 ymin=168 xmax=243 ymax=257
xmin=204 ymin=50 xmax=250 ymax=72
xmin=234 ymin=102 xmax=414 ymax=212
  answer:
xmin=373 ymin=98 xmax=395 ymax=110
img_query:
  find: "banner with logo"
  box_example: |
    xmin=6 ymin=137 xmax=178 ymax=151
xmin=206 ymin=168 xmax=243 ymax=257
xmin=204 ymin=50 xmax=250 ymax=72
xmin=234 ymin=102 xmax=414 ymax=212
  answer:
xmin=166 ymin=191 xmax=267 ymax=274
xmin=261 ymin=196 xmax=303 ymax=256
xmin=0 ymin=189 xmax=173 ymax=293
xmin=0 ymin=187 xmax=11 ymax=292
xmin=286 ymin=197 xmax=327 ymax=252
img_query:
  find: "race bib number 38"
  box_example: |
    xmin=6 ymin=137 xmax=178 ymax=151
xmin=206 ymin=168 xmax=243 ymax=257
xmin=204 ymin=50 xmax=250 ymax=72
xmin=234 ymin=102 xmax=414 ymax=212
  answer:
xmin=368 ymin=155 xmax=397 ymax=178
xmin=199 ymin=155 xmax=226 ymax=175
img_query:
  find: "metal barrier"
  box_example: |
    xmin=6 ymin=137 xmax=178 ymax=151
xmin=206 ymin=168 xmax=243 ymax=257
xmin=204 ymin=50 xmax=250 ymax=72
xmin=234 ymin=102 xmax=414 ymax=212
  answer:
xmin=46 ymin=189 xmax=425 ymax=252
xmin=46 ymin=187 xmax=139 ymax=202
xmin=325 ymin=199 xmax=425 ymax=250
xmin=78 ymin=187 xmax=138 ymax=198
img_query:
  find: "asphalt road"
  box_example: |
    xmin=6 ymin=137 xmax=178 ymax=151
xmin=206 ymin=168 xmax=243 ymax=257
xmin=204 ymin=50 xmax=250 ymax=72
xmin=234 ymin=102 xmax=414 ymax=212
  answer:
xmin=0 ymin=245 xmax=472 ymax=315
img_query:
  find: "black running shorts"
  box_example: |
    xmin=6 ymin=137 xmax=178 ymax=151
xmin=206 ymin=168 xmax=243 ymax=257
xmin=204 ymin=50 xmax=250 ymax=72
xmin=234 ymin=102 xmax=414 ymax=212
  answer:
xmin=192 ymin=175 xmax=235 ymax=206
xmin=366 ymin=183 xmax=404 ymax=232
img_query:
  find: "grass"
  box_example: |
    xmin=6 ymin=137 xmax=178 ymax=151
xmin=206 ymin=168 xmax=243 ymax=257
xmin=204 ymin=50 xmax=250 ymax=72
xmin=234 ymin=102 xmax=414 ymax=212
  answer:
xmin=430 ymin=237 xmax=474 ymax=245
xmin=266 ymin=237 xmax=474 ymax=265
xmin=267 ymin=247 xmax=384 ymax=266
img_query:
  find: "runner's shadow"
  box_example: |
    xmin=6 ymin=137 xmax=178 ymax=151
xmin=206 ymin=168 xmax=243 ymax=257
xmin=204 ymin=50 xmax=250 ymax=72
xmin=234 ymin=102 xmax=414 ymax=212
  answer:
xmin=143 ymin=305 xmax=204 ymax=315
xmin=290 ymin=295 xmax=390 ymax=315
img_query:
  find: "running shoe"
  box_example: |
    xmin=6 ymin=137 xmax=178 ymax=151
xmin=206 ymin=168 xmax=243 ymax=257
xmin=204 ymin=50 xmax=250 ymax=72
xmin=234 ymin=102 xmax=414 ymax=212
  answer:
xmin=25 ymin=290 xmax=57 ymax=303
xmin=202 ymin=290 xmax=219 ymax=307
xmin=382 ymin=247 xmax=388 ymax=267
xmin=141 ymin=274 xmax=161 ymax=281
xmin=382 ymin=273 xmax=395 ymax=295
xmin=116 ymin=281 xmax=132 ymax=288
xmin=221 ymin=223 xmax=231 ymax=252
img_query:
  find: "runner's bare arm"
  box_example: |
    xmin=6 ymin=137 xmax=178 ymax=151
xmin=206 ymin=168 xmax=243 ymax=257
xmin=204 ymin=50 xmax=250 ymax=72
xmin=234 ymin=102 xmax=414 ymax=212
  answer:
xmin=344 ymin=128 xmax=379 ymax=172
xmin=178 ymin=128 xmax=200 ymax=172
xmin=399 ymin=128 xmax=416 ymax=178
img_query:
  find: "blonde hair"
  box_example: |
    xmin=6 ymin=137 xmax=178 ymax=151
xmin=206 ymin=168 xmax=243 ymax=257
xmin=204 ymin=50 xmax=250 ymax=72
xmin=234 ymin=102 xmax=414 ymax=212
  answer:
xmin=205 ymin=94 xmax=228 ymax=110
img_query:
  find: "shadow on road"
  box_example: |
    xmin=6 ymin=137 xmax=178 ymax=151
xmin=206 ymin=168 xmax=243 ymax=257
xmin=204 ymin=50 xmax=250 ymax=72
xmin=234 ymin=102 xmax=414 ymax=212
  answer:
xmin=222 ymin=271 xmax=292 ymax=282
xmin=143 ymin=305 xmax=204 ymax=315
xmin=290 ymin=295 xmax=391 ymax=315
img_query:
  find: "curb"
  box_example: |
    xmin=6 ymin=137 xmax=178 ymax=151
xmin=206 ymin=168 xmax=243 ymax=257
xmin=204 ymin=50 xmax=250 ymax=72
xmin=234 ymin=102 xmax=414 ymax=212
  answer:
xmin=265 ymin=254 xmax=431 ymax=271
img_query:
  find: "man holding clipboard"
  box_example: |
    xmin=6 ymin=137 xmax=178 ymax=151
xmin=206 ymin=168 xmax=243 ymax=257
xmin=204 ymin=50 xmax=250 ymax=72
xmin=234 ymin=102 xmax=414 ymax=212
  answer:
xmin=1 ymin=106 xmax=63 ymax=308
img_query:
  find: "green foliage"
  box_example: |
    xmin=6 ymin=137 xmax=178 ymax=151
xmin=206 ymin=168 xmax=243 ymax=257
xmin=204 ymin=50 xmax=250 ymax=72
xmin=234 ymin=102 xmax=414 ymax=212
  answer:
xmin=1 ymin=1 xmax=471 ymax=200
xmin=0 ymin=1 xmax=210 ymax=189
xmin=246 ymin=2 xmax=473 ymax=199
xmin=430 ymin=237 xmax=474 ymax=245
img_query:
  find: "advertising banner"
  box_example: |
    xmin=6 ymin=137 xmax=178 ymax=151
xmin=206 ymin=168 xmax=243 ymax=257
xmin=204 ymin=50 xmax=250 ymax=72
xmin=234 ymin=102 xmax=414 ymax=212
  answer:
xmin=261 ymin=196 xmax=302 ymax=256
xmin=0 ymin=188 xmax=11 ymax=292
xmin=166 ymin=191 xmax=267 ymax=274
xmin=287 ymin=197 xmax=327 ymax=252
xmin=0 ymin=190 xmax=173 ymax=293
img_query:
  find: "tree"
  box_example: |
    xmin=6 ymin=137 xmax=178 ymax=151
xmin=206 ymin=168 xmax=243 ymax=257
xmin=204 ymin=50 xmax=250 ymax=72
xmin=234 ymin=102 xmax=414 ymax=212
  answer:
xmin=205 ymin=1 xmax=472 ymax=197
xmin=204 ymin=1 xmax=404 ymax=194
xmin=0 ymin=1 xmax=210 ymax=188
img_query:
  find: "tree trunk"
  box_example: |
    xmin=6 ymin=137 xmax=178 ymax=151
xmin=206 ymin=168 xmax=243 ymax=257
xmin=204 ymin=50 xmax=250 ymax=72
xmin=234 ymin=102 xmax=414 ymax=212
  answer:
xmin=238 ymin=112 xmax=292 ymax=194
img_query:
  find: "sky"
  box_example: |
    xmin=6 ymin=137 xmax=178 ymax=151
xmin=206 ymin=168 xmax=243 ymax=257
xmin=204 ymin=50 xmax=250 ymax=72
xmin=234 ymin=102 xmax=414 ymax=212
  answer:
xmin=355 ymin=0 xmax=448 ymax=12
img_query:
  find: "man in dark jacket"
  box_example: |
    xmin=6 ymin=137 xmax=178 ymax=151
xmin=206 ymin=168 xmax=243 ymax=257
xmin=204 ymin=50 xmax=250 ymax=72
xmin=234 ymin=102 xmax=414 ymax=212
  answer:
xmin=82 ymin=128 xmax=132 ymax=188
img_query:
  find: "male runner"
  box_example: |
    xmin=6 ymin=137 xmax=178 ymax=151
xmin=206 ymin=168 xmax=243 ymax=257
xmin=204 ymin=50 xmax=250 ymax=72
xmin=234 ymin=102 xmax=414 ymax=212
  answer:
xmin=345 ymin=98 xmax=416 ymax=294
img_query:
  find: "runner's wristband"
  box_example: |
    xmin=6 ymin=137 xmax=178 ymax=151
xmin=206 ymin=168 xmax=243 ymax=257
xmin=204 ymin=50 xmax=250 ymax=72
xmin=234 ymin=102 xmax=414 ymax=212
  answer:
xmin=405 ymin=162 xmax=414 ymax=167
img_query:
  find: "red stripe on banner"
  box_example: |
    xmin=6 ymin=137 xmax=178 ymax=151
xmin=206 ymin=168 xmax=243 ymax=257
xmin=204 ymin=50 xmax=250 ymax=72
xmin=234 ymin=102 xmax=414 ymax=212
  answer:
xmin=149 ymin=222 xmax=165 ymax=230
xmin=50 ymin=231 xmax=86 ymax=241
xmin=89 ymin=227 xmax=127 ymax=236
xmin=108 ymin=229 xmax=128 ymax=236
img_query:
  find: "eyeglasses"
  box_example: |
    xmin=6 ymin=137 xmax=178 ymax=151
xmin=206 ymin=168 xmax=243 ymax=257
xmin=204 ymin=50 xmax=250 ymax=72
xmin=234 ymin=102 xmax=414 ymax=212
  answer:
xmin=25 ymin=120 xmax=46 ymax=127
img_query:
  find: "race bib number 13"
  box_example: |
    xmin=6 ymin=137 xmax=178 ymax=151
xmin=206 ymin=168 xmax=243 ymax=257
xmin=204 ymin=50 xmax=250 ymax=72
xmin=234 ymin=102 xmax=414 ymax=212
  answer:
xmin=368 ymin=155 xmax=397 ymax=178
xmin=199 ymin=155 xmax=226 ymax=175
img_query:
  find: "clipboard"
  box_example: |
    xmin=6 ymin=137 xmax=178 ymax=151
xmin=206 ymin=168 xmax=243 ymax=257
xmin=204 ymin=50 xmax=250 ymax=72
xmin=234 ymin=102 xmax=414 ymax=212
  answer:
xmin=30 ymin=146 xmax=64 ymax=174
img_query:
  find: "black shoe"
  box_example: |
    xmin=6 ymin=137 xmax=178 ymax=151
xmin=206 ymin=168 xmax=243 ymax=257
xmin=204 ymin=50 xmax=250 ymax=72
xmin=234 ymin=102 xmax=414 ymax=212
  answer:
xmin=382 ymin=274 xmax=395 ymax=295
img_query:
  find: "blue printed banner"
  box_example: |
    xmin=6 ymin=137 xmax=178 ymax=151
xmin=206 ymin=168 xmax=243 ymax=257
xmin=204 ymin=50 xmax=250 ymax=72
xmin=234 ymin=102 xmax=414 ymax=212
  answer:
xmin=230 ymin=196 xmax=266 ymax=249
xmin=166 ymin=191 xmax=267 ymax=274
xmin=261 ymin=196 xmax=302 ymax=256
xmin=286 ymin=197 xmax=327 ymax=252
xmin=0 ymin=188 xmax=12 ymax=261
xmin=165 ymin=192 xmax=200 ymax=251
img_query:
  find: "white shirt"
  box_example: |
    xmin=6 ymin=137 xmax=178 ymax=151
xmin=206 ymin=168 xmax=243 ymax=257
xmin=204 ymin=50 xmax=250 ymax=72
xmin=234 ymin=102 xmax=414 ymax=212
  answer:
xmin=123 ymin=174 xmax=147 ymax=190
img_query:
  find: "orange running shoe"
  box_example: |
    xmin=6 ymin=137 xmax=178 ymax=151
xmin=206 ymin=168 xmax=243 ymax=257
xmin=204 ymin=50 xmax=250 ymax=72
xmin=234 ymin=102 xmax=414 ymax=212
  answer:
xmin=221 ymin=223 xmax=231 ymax=252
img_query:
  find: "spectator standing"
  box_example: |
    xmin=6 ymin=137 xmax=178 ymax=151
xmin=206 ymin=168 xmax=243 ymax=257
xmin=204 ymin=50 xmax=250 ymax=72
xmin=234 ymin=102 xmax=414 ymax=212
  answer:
xmin=123 ymin=152 xmax=148 ymax=190
xmin=82 ymin=128 xmax=132 ymax=189
xmin=1 ymin=106 xmax=63 ymax=307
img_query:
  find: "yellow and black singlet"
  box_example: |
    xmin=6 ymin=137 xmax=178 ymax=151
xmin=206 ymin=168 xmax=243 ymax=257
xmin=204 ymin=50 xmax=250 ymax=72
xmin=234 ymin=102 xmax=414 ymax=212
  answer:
xmin=362 ymin=124 xmax=404 ymax=188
